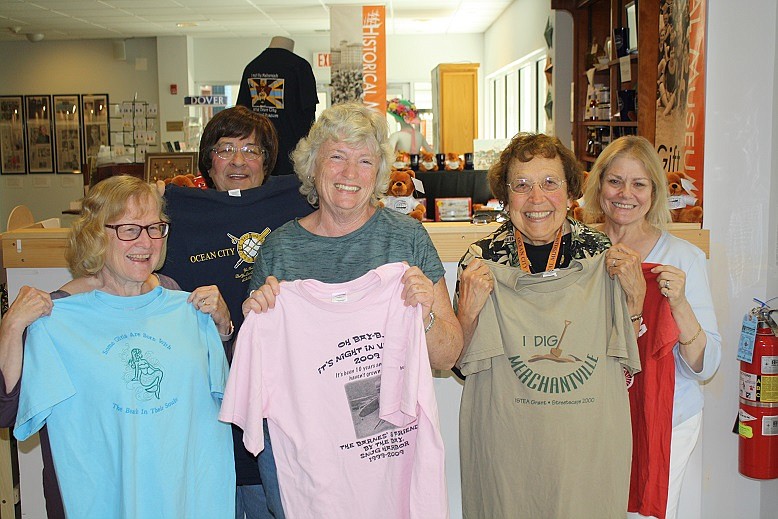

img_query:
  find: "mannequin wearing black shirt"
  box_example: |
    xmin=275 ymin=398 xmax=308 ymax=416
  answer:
xmin=236 ymin=37 xmax=319 ymax=176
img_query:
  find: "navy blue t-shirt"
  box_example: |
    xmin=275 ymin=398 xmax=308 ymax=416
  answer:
xmin=160 ymin=176 xmax=313 ymax=485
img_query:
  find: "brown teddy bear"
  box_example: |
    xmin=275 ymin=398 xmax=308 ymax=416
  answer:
xmin=444 ymin=153 xmax=464 ymax=171
xmin=164 ymin=174 xmax=196 ymax=188
xmin=392 ymin=151 xmax=411 ymax=171
xmin=569 ymin=171 xmax=603 ymax=224
xmin=667 ymin=171 xmax=703 ymax=223
xmin=378 ymin=169 xmax=426 ymax=221
xmin=418 ymin=150 xmax=438 ymax=172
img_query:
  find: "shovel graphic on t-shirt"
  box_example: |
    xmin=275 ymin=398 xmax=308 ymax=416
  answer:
xmin=528 ymin=320 xmax=582 ymax=363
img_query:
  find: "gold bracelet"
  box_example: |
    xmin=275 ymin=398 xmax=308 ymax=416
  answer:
xmin=630 ymin=312 xmax=643 ymax=323
xmin=679 ymin=324 xmax=703 ymax=346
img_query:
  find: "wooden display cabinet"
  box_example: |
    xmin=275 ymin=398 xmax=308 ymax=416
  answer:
xmin=553 ymin=0 xmax=659 ymax=167
xmin=431 ymin=63 xmax=479 ymax=156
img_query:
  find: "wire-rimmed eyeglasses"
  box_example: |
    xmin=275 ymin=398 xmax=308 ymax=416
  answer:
xmin=211 ymin=143 xmax=265 ymax=161
xmin=104 ymin=222 xmax=170 ymax=241
xmin=506 ymin=177 xmax=567 ymax=195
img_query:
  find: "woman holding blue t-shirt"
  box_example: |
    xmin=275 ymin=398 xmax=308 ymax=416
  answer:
xmin=0 ymin=175 xmax=233 ymax=518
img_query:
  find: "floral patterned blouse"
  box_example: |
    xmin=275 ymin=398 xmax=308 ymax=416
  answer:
xmin=454 ymin=217 xmax=611 ymax=308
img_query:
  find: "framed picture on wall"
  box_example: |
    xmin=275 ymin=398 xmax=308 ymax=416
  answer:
xmin=53 ymin=95 xmax=83 ymax=174
xmin=81 ymin=93 xmax=110 ymax=162
xmin=144 ymin=152 xmax=198 ymax=183
xmin=0 ymin=95 xmax=27 ymax=174
xmin=24 ymin=95 xmax=55 ymax=174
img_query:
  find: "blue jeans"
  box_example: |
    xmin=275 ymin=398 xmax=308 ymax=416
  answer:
xmin=235 ymin=421 xmax=284 ymax=519
xmin=235 ymin=484 xmax=269 ymax=519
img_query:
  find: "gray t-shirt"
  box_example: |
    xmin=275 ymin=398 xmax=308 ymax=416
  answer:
xmin=458 ymin=254 xmax=639 ymax=519
xmin=249 ymin=207 xmax=445 ymax=289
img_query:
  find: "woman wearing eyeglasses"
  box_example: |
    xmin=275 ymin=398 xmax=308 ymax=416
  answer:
xmin=454 ymin=132 xmax=639 ymax=518
xmin=0 ymin=175 xmax=235 ymax=518
xmin=158 ymin=106 xmax=312 ymax=519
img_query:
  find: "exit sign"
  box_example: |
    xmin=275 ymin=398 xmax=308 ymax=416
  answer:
xmin=313 ymin=52 xmax=331 ymax=69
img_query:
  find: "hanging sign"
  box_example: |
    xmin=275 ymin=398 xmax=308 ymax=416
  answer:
xmin=330 ymin=5 xmax=386 ymax=113
xmin=184 ymin=96 xmax=229 ymax=106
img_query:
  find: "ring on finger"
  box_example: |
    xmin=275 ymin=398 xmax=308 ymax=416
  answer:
xmin=662 ymin=288 xmax=669 ymax=297
xmin=664 ymin=280 xmax=670 ymax=289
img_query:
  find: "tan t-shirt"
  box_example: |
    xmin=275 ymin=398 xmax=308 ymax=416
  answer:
xmin=458 ymin=254 xmax=639 ymax=519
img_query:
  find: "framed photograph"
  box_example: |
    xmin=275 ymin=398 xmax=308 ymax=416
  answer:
xmin=24 ymin=95 xmax=54 ymax=174
xmin=144 ymin=152 xmax=198 ymax=183
xmin=81 ymin=93 xmax=110 ymax=161
xmin=53 ymin=95 xmax=83 ymax=174
xmin=434 ymin=197 xmax=472 ymax=222
xmin=0 ymin=96 xmax=26 ymax=174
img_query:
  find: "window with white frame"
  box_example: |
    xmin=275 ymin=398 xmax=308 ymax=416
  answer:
xmin=486 ymin=49 xmax=547 ymax=139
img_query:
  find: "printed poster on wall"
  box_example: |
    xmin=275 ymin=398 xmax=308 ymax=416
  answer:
xmin=53 ymin=95 xmax=83 ymax=174
xmin=25 ymin=95 xmax=54 ymax=174
xmin=0 ymin=96 xmax=26 ymax=174
xmin=330 ymin=5 xmax=386 ymax=113
xmin=654 ymin=0 xmax=706 ymax=224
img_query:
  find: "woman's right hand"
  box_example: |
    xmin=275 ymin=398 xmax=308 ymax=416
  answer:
xmin=0 ymin=286 xmax=53 ymax=393
xmin=241 ymin=276 xmax=282 ymax=316
xmin=457 ymin=258 xmax=494 ymax=320
xmin=2 ymin=286 xmax=53 ymax=331
xmin=605 ymin=244 xmax=646 ymax=315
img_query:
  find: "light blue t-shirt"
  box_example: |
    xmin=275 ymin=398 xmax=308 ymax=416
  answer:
xmin=15 ymin=287 xmax=235 ymax=519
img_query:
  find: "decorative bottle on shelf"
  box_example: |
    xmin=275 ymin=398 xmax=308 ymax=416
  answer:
xmin=588 ymin=96 xmax=598 ymax=120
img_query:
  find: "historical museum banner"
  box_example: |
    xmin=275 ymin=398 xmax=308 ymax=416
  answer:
xmin=655 ymin=0 xmax=706 ymax=224
xmin=330 ymin=5 xmax=386 ymax=113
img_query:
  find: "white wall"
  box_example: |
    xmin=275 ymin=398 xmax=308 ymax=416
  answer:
xmin=0 ymin=38 xmax=159 ymax=230
xmin=702 ymin=1 xmax=778 ymax=517
xmin=192 ymin=35 xmax=331 ymax=86
xmin=483 ymin=0 xmax=548 ymax=76
xmin=482 ymin=0 xmax=571 ymax=141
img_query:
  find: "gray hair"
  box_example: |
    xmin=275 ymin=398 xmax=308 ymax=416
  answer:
xmin=291 ymin=102 xmax=393 ymax=206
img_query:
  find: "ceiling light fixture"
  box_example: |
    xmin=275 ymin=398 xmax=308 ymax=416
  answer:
xmin=26 ymin=33 xmax=44 ymax=42
xmin=176 ymin=22 xmax=198 ymax=28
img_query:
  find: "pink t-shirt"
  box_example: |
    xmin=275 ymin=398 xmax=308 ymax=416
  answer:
xmin=220 ymin=262 xmax=448 ymax=519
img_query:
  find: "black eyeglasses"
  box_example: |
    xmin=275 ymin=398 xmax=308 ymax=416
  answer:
xmin=506 ymin=177 xmax=567 ymax=195
xmin=211 ymin=143 xmax=265 ymax=161
xmin=105 ymin=222 xmax=170 ymax=241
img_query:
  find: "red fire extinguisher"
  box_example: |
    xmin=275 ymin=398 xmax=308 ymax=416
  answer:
xmin=739 ymin=307 xmax=778 ymax=479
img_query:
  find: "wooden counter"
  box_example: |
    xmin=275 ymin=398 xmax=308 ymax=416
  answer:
xmin=1 ymin=222 xmax=709 ymax=269
xmin=425 ymin=221 xmax=710 ymax=262
xmin=1 ymin=227 xmax=70 ymax=269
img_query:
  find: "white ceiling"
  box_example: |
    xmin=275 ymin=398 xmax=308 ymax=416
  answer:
xmin=0 ymin=0 xmax=513 ymax=42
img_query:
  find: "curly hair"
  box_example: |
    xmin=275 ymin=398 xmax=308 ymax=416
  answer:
xmin=198 ymin=106 xmax=278 ymax=189
xmin=583 ymin=135 xmax=671 ymax=229
xmin=65 ymin=175 xmax=167 ymax=278
xmin=291 ymin=102 xmax=393 ymax=207
xmin=488 ymin=133 xmax=583 ymax=208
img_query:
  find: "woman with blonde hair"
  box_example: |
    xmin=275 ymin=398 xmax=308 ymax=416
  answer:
xmin=0 ymin=175 xmax=233 ymax=518
xmin=584 ymin=135 xmax=721 ymax=519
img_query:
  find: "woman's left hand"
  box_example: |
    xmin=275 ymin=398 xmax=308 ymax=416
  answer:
xmin=188 ymin=285 xmax=231 ymax=336
xmin=400 ymin=265 xmax=435 ymax=315
xmin=651 ymin=264 xmax=688 ymax=310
